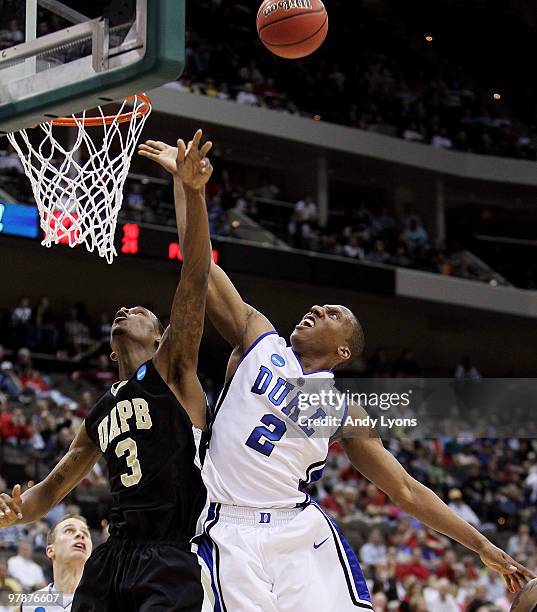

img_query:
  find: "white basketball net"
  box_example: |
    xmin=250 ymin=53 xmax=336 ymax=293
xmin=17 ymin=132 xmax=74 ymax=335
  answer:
xmin=7 ymin=94 xmax=152 ymax=264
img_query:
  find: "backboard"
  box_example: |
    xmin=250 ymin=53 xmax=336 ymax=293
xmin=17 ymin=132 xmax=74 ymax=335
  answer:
xmin=0 ymin=0 xmax=185 ymax=134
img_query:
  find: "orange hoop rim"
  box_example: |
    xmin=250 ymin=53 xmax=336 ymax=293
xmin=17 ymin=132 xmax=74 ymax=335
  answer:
xmin=48 ymin=93 xmax=151 ymax=127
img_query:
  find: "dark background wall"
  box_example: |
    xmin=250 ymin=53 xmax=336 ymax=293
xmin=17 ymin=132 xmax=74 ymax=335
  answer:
xmin=1 ymin=236 xmax=535 ymax=376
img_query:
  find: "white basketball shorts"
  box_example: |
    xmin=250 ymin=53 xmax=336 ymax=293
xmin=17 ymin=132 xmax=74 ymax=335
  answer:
xmin=195 ymin=502 xmax=373 ymax=611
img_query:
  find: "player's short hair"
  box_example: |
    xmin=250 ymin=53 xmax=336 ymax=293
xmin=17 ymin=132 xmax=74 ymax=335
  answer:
xmin=47 ymin=514 xmax=88 ymax=546
xmin=156 ymin=319 xmax=165 ymax=336
xmin=342 ymin=311 xmax=365 ymax=368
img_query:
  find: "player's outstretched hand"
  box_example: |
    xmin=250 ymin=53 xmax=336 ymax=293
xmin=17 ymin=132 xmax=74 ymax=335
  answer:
xmin=138 ymin=129 xmax=213 ymax=190
xmin=0 ymin=484 xmax=23 ymax=527
xmin=480 ymin=541 xmax=536 ymax=593
xmin=138 ymin=140 xmax=178 ymax=175
xmin=177 ymin=129 xmax=213 ymax=190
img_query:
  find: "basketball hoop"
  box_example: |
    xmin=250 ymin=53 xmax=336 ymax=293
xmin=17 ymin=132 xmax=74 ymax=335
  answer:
xmin=7 ymin=93 xmax=152 ymax=264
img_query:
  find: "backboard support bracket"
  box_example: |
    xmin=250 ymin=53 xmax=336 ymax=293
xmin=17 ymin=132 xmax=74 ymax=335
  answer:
xmin=37 ymin=0 xmax=91 ymax=25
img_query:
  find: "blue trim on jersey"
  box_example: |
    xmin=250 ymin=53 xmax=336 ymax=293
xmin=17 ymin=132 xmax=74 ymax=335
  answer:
xmin=299 ymin=459 xmax=327 ymax=505
xmin=202 ymin=503 xmax=227 ymax=612
xmin=306 ymin=464 xmax=325 ymax=485
xmin=312 ymin=503 xmax=373 ymax=608
xmin=237 ymin=331 xmax=278 ymax=368
xmin=291 ymin=349 xmax=333 ymax=376
xmin=197 ymin=536 xmax=222 ymax=612
xmin=303 ymin=460 xmax=326 ymax=486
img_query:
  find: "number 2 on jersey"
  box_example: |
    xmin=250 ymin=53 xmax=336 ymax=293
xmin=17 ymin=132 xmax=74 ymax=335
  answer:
xmin=115 ymin=437 xmax=142 ymax=487
xmin=245 ymin=414 xmax=287 ymax=457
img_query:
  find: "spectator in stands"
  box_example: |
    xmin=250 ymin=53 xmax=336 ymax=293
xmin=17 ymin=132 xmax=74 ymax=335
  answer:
xmin=402 ymin=218 xmax=430 ymax=253
xmin=19 ymin=368 xmax=49 ymax=396
xmin=403 ymin=123 xmax=426 ymax=143
xmin=0 ymin=557 xmax=22 ymax=611
xmin=10 ymin=407 xmax=32 ymax=445
xmin=7 ymin=539 xmax=46 ymax=591
xmin=399 ymin=576 xmax=428 ymax=610
xmin=396 ymin=547 xmax=431 ymax=583
xmin=392 ymin=245 xmax=412 ymax=268
xmin=15 ymin=347 xmax=32 ymax=375
xmin=289 ymin=195 xmax=318 ymax=248
xmin=507 ymin=523 xmax=535 ymax=561
xmin=64 ymin=308 xmax=93 ymax=355
xmin=320 ymin=484 xmax=348 ymax=519
xmin=236 ymin=82 xmax=258 ymax=106
xmin=360 ymin=528 xmax=388 ymax=567
xmin=371 ymin=591 xmax=388 ymax=611
xmin=448 ymin=489 xmax=481 ymax=528
xmin=367 ymin=240 xmax=391 ymax=264
xmin=343 ymin=235 xmax=365 ymax=260
xmin=477 ymin=567 xmax=509 ymax=603
xmin=11 ymin=299 xmax=32 ymax=326
xmin=455 ymin=357 xmax=482 ymax=380
xmin=0 ymin=19 xmax=24 ymax=49
xmin=233 ymin=190 xmax=258 ymax=218
xmin=207 ymin=193 xmax=226 ymax=236
xmin=468 ymin=584 xmax=495 ymax=612
xmin=28 ymin=520 xmax=49 ymax=552
xmin=424 ymin=577 xmax=459 ymax=612
xmin=0 ymin=363 xmax=23 ymax=400
xmin=360 ymin=483 xmax=396 ymax=522
xmin=73 ymin=354 xmax=116 ymax=391
xmin=11 ymin=297 xmax=32 ymax=346
xmin=0 ymin=394 xmax=17 ymax=443
xmin=432 ymin=128 xmax=454 ymax=150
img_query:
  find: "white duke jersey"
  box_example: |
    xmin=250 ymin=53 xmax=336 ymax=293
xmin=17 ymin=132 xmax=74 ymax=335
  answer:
xmin=20 ymin=584 xmax=73 ymax=611
xmin=202 ymin=332 xmax=346 ymax=508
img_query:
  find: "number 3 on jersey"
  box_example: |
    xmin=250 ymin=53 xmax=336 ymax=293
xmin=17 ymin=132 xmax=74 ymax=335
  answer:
xmin=246 ymin=414 xmax=287 ymax=457
xmin=115 ymin=438 xmax=142 ymax=487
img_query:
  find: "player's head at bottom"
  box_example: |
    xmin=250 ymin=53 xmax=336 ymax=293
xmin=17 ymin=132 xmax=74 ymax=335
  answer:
xmin=46 ymin=514 xmax=92 ymax=566
xmin=110 ymin=306 xmax=164 ymax=359
xmin=290 ymin=304 xmax=364 ymax=370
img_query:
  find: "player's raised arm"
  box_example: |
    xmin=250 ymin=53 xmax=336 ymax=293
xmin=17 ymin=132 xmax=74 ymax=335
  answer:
xmin=0 ymin=425 xmax=100 ymax=527
xmin=335 ymin=403 xmax=536 ymax=593
xmin=139 ymin=138 xmax=274 ymax=359
xmin=150 ymin=131 xmax=213 ymax=423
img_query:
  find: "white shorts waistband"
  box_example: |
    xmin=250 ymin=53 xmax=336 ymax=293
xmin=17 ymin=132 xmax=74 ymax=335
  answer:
xmin=216 ymin=504 xmax=303 ymax=526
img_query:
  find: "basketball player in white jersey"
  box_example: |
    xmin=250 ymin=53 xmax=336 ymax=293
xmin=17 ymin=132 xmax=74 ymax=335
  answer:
xmin=140 ymin=140 xmax=535 ymax=611
xmin=22 ymin=514 xmax=92 ymax=612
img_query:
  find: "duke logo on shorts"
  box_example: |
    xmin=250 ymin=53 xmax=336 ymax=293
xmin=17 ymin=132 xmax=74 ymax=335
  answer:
xmin=196 ymin=332 xmax=373 ymax=611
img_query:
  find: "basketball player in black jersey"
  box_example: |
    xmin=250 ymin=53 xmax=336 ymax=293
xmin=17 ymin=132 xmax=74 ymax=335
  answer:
xmin=0 ymin=130 xmax=214 ymax=612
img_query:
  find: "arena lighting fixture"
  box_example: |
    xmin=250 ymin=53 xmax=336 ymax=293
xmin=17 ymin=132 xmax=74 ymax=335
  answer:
xmin=425 ymin=34 xmax=434 ymax=42
xmin=493 ymin=92 xmax=502 ymax=100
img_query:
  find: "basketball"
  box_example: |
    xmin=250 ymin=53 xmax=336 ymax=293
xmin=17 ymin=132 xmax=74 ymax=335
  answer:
xmin=256 ymin=0 xmax=328 ymax=59
xmin=511 ymin=579 xmax=537 ymax=612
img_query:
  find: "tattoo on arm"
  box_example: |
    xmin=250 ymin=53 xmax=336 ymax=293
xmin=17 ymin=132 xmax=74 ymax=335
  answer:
xmin=51 ymin=473 xmax=65 ymax=486
xmin=166 ymin=186 xmax=210 ymax=373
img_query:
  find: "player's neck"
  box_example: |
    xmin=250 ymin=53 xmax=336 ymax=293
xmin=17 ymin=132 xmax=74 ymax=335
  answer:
xmin=117 ymin=345 xmax=154 ymax=380
xmin=53 ymin=562 xmax=84 ymax=594
xmin=295 ymin=352 xmax=332 ymax=374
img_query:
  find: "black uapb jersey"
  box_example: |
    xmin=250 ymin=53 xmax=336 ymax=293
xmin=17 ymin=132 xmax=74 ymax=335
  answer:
xmin=85 ymin=360 xmax=207 ymax=543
